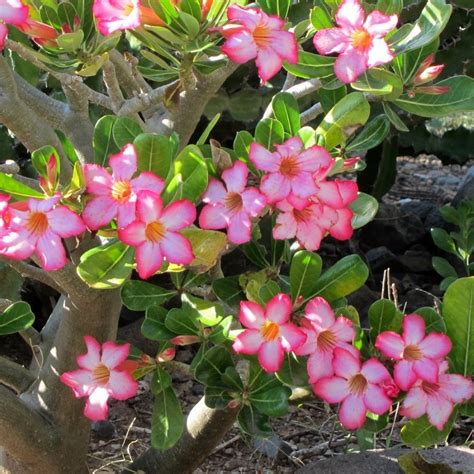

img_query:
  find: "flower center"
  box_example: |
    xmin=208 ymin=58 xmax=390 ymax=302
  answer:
xmin=92 ymin=363 xmax=110 ymax=385
xmin=252 ymin=24 xmax=272 ymax=48
xmin=293 ymin=206 xmax=313 ymax=223
xmin=279 ymin=156 xmax=300 ymax=178
xmin=260 ymin=321 xmax=280 ymax=341
xmin=111 ymin=181 xmax=132 ymax=203
xmin=145 ymin=220 xmax=166 ymax=243
xmin=224 ymin=192 xmax=243 ymax=213
xmin=26 ymin=212 xmax=48 ymax=236
xmin=351 ymin=29 xmax=372 ymax=50
xmin=317 ymin=330 xmax=336 ymax=352
xmin=421 ymin=380 xmax=439 ymax=395
xmin=403 ymin=344 xmax=423 ymax=361
xmin=348 ymin=373 xmax=368 ymax=396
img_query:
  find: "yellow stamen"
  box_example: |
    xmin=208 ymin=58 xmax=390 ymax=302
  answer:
xmin=145 ymin=221 xmax=166 ymax=243
xmin=26 ymin=212 xmax=48 ymax=236
xmin=111 ymin=181 xmax=132 ymax=203
xmin=351 ymin=29 xmax=371 ymax=50
xmin=253 ymin=24 xmax=272 ymax=48
xmin=260 ymin=321 xmax=280 ymax=341
xmin=92 ymin=363 xmax=110 ymax=385
xmin=224 ymin=192 xmax=243 ymax=213
xmin=279 ymin=156 xmax=300 ymax=178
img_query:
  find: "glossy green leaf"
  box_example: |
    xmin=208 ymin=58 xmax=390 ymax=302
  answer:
xmin=93 ymin=115 xmax=120 ymax=166
xmin=271 ymin=92 xmax=301 ymax=136
xmin=255 ymin=118 xmax=285 ymax=149
xmin=151 ymin=366 xmax=172 ymax=394
xmin=368 ymin=299 xmax=403 ymax=343
xmin=432 ymin=256 xmax=457 ymax=279
xmin=237 ymin=405 xmax=272 ymax=437
xmin=165 ymin=307 xmax=199 ymax=335
xmin=319 ymin=86 xmax=347 ymax=114
xmin=257 ymin=0 xmax=290 ymax=17
xmin=290 ymin=250 xmax=323 ymax=301
xmin=431 ymin=228 xmax=458 ymax=255
xmin=249 ymin=385 xmax=291 ymax=417
xmin=233 ymin=131 xmax=254 ymax=162
xmin=31 ymin=145 xmax=60 ymax=181
xmin=376 ymin=0 xmax=402 ymax=14
xmin=134 ymin=133 xmax=174 ymax=180
xmin=0 ymin=302 xmax=35 ymax=336
xmin=310 ymin=6 xmax=333 ymax=30
xmin=151 ymin=387 xmax=183 ymax=451
xmin=212 ymin=276 xmax=245 ymax=308
xmin=392 ymin=39 xmax=439 ymax=83
xmin=283 ymin=51 xmax=335 ymax=79
xmin=113 ymin=117 xmax=143 ymax=148
xmin=194 ymin=346 xmax=235 ymax=388
xmin=121 ymin=281 xmax=177 ymax=311
xmin=401 ymin=411 xmax=456 ymax=448
xmin=346 ymin=115 xmax=390 ymax=153
xmin=141 ymin=305 xmax=175 ymax=341
xmin=415 ymin=307 xmax=446 ymax=334
xmin=0 ymin=173 xmax=43 ymax=200
xmin=382 ymin=102 xmax=409 ymax=132
xmin=277 ymin=354 xmax=309 ymax=387
xmin=352 ymin=69 xmax=403 ymax=100
xmin=182 ymin=293 xmax=224 ymax=327
xmin=350 ymin=193 xmax=379 ymax=229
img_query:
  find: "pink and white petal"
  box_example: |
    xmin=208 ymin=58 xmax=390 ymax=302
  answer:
xmin=136 ymin=241 xmax=163 ymax=280
xmin=84 ymin=387 xmax=110 ymax=421
xmin=313 ymin=376 xmax=348 ymax=403
xmin=438 ymin=374 xmax=474 ymax=404
xmin=296 ymin=220 xmax=325 ymax=252
xmin=101 ymin=341 xmax=130 ymax=369
xmin=264 ymin=14 xmax=285 ymax=30
xmin=290 ymin=173 xmax=318 ymax=199
xmin=364 ymin=11 xmax=398 ymax=37
xmin=361 ymin=358 xmax=390 ymax=384
xmin=36 ymin=230 xmax=67 ymax=271
xmin=232 ymin=329 xmax=263 ymax=354
xmin=339 ymin=394 xmax=367 ymax=430
xmin=334 ymin=48 xmax=368 ymax=84
xmin=394 ymin=360 xmax=417 ymax=391
xmin=59 ymin=369 xmax=95 ymax=398
xmin=0 ymin=24 xmax=6 ymax=49
xmin=338 ymin=341 xmax=361 ymax=359
xmin=202 ymin=179 xmax=227 ymax=204
xmin=255 ymin=47 xmax=284 ymax=82
xmin=413 ymin=358 xmax=439 ymax=384
xmin=367 ymin=38 xmax=394 ymax=68
xmin=77 ymin=336 xmax=101 ymax=370
xmin=241 ymin=188 xmax=267 ymax=217
xmin=364 ymin=384 xmax=392 ymax=415
xmin=83 ymin=164 xmax=113 ymax=196
xmin=307 ymin=350 xmax=335 ymax=383
xmin=249 ymin=143 xmax=280 ymax=172
xmin=161 ymin=200 xmax=196 ymax=231
xmin=273 ymin=211 xmax=297 ymax=240
xmin=305 ymin=297 xmax=335 ymax=329
xmin=426 ymin=393 xmax=454 ymax=431
xmin=222 ymin=160 xmax=248 ymax=193
xmin=28 ymin=195 xmax=60 ymax=213
xmin=117 ymin=201 xmax=137 ymax=229
xmin=400 ymin=387 xmax=427 ymax=420
xmin=136 ymin=190 xmax=162 ymax=224
xmin=240 ymin=301 xmax=265 ymax=329
xmin=107 ymin=370 xmax=138 ymax=400
xmin=331 ymin=316 xmax=355 ymax=342
xmin=47 ymin=207 xmax=86 ymax=237
xmin=82 ymin=197 xmax=118 ymax=230
xmin=260 ymin=173 xmax=291 ymax=203
xmin=227 ymin=211 xmax=252 ymax=244
xmin=402 ymin=314 xmax=426 ymax=345
xmin=418 ymin=333 xmax=452 ymax=360
xmin=279 ymin=323 xmax=306 ymax=352
xmin=275 ymin=137 xmax=303 ymax=158
xmin=109 ymin=144 xmax=137 ymax=181
xmin=199 ymin=204 xmax=228 ymax=230
xmin=258 ymin=339 xmax=284 ymax=372
xmin=336 ymin=0 xmax=365 ymax=30
xmin=131 ymin=172 xmax=165 ymax=195
xmin=266 ymin=293 xmax=292 ymax=324
xmin=0 ymin=0 xmax=29 ymax=25
xmin=226 ymin=4 xmax=260 ymax=30
xmin=269 ymin=30 xmax=298 ymax=63
xmin=333 ymin=347 xmax=361 ymax=379
xmin=221 ymin=31 xmax=258 ymax=63
xmin=313 ymin=28 xmax=350 ymax=55
xmin=336 ymin=180 xmax=359 ymax=205
xmin=0 ymin=232 xmax=35 ymax=261
xmin=375 ymin=331 xmax=404 ymax=359
xmin=329 ymin=209 xmax=354 ymax=241
xmin=316 ymin=181 xmax=344 ymax=208
xmin=294 ymin=327 xmax=317 ymax=356
xmin=118 ymin=221 xmax=146 ymax=247
xmin=160 ymin=232 xmax=194 ymax=265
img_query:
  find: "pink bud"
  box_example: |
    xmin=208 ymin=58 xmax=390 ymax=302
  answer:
xmin=415 ymin=85 xmax=450 ymax=95
xmin=156 ymin=347 xmax=176 ymax=363
xmin=341 ymin=156 xmax=361 ymax=172
xmin=381 ymin=379 xmax=400 ymax=398
xmin=170 ymin=335 xmax=200 ymax=346
xmin=227 ymin=399 xmax=240 ymax=409
xmin=413 ymin=64 xmax=445 ymax=86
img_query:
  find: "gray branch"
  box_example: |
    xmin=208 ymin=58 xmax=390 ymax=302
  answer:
xmin=0 ymin=356 xmax=35 ymax=393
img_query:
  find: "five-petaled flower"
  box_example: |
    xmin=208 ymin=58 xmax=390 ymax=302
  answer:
xmin=375 ymin=313 xmax=452 ymax=391
xmin=199 ymin=160 xmax=267 ymax=244
xmin=313 ymin=0 xmax=397 ymax=83
xmin=400 ymin=361 xmax=473 ymax=430
xmin=0 ymin=0 xmax=29 ymax=49
xmin=82 ymin=144 xmax=164 ymax=231
xmin=219 ymin=4 xmax=298 ymax=83
xmin=0 ymin=194 xmax=86 ymax=271
xmin=60 ymin=336 xmax=138 ymax=421
xmin=314 ymin=348 xmax=394 ymax=430
xmin=232 ymin=293 xmax=306 ymax=372
xmin=295 ymin=297 xmax=357 ymax=383
xmin=118 ymin=190 xmax=196 ymax=279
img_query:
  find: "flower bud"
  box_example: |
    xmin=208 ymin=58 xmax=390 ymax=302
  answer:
xmin=381 ymin=379 xmax=400 ymax=398
xmin=414 ymin=85 xmax=450 ymax=95
xmin=227 ymin=399 xmax=240 ymax=409
xmin=170 ymin=335 xmax=200 ymax=346
xmin=414 ymin=64 xmax=445 ymax=86
xmin=156 ymin=347 xmax=176 ymax=363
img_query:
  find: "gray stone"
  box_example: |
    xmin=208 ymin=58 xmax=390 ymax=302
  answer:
xmin=400 ymin=200 xmax=437 ymax=221
xmin=253 ymin=435 xmax=293 ymax=459
xmin=91 ymin=420 xmax=115 ymax=440
xmin=366 ymin=246 xmax=396 ymax=272
xmin=402 ymin=289 xmax=436 ymax=313
xmin=453 ymin=165 xmax=474 ymax=206
xmin=398 ymin=249 xmax=433 ymax=273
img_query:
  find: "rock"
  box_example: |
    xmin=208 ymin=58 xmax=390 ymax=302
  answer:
xmin=435 ymin=175 xmax=461 ymax=188
xmin=366 ymin=246 xmax=396 ymax=273
xmin=401 ymin=289 xmax=435 ymax=313
xmin=346 ymin=285 xmax=378 ymax=324
xmin=192 ymin=383 xmax=205 ymax=396
xmin=253 ymin=435 xmax=293 ymax=459
xmin=453 ymin=165 xmax=474 ymax=206
xmin=400 ymin=200 xmax=437 ymax=221
xmin=91 ymin=420 xmax=116 ymax=440
xmin=398 ymin=249 xmax=432 ymax=273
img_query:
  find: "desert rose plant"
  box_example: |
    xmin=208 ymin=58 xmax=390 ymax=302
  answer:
xmin=0 ymin=0 xmax=473 ymax=472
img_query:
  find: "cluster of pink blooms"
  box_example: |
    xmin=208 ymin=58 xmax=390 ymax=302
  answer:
xmin=233 ymin=294 xmax=474 ymax=430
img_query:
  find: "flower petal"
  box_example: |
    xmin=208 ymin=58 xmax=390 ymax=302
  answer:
xmin=131 ymin=172 xmax=165 ymax=195
xmin=361 ymin=358 xmax=390 ymax=384
xmin=313 ymin=376 xmax=348 ymax=403
xmin=313 ymin=27 xmax=350 ymax=55
xmin=83 ymin=164 xmax=113 ymax=196
xmin=36 ymin=229 xmax=67 ymax=271
xmin=82 ymin=197 xmax=118 ymax=230
xmin=255 ymin=47 xmax=283 ymax=82
xmin=296 ymin=218 xmax=325 ymax=252
xmin=305 ymin=297 xmax=335 ymax=329
xmin=136 ymin=190 xmax=162 ymax=224
xmin=109 ymin=144 xmax=137 ymax=181
xmin=307 ymin=349 xmax=335 ymax=383
xmin=364 ymin=11 xmax=398 ymax=37
xmin=339 ymin=394 xmax=367 ymax=429
xmin=227 ymin=4 xmax=260 ymax=29
xmin=199 ymin=204 xmax=228 ymax=230
xmin=289 ymin=173 xmax=318 ymax=199
xmin=0 ymin=23 xmax=6 ymax=49
xmin=107 ymin=370 xmax=138 ymax=400
xmin=117 ymin=201 xmax=137 ymax=229
xmin=418 ymin=333 xmax=452 ymax=360
xmin=227 ymin=211 xmax=252 ymax=244
xmin=59 ymin=369 xmax=94 ymax=398
xmin=269 ymin=30 xmax=298 ymax=63
xmin=222 ymin=160 xmax=248 ymax=193
xmin=241 ymin=188 xmax=267 ymax=217
xmin=402 ymin=314 xmax=426 ymax=345
xmin=375 ymin=331 xmax=404 ymax=359
xmin=233 ymin=329 xmax=263 ymax=354
xmin=266 ymin=293 xmax=292 ymax=324
xmin=0 ymin=0 xmax=29 ymax=25
xmin=101 ymin=341 xmax=130 ymax=369
xmin=394 ymin=360 xmax=417 ymax=391
xmin=249 ymin=143 xmax=280 ymax=172
xmin=240 ymin=301 xmax=265 ymax=329
xmin=336 ymin=0 xmax=365 ymax=30
xmin=136 ymin=241 xmax=163 ymax=279
xmin=438 ymin=374 xmax=474 ymax=404
xmin=294 ymin=327 xmax=317 ymax=356
xmin=275 ymin=137 xmax=303 ymax=158
xmin=413 ymin=358 xmax=439 ymax=384
xmin=279 ymin=323 xmax=306 ymax=351
xmin=364 ymin=384 xmax=392 ymax=415
xmin=400 ymin=386 xmax=427 ymax=420
xmin=160 ymin=232 xmax=194 ymax=265
xmin=273 ymin=210 xmax=297 ymax=240
xmin=260 ymin=173 xmax=291 ymax=203
xmin=161 ymin=200 xmax=196 ymax=231
xmin=77 ymin=336 xmax=101 ymax=370
xmin=84 ymin=387 xmax=110 ymax=421
xmin=333 ymin=347 xmax=360 ymax=379
xmin=334 ymin=48 xmax=368 ymax=84
xmin=367 ymin=37 xmax=394 ymax=68
xmin=221 ymin=30 xmax=258 ymax=64
xmin=258 ymin=339 xmax=284 ymax=372
xmin=426 ymin=393 xmax=454 ymax=431
xmin=329 ymin=209 xmax=354 ymax=240
xmin=331 ymin=316 xmax=355 ymax=342
xmin=118 ymin=221 xmax=146 ymax=246
xmin=47 ymin=207 xmax=86 ymax=237
xmin=202 ymin=178 xmax=227 ymax=204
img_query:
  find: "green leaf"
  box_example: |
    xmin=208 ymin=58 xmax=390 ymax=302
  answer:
xmin=93 ymin=116 xmax=120 ymax=166
xmin=237 ymin=405 xmax=272 ymax=437
xmin=151 ymin=387 xmax=184 ymax=451
xmin=431 ymin=228 xmax=458 ymax=255
xmin=350 ymin=193 xmax=379 ymax=229
xmin=271 ymin=92 xmax=301 ymax=136
xmin=233 ymin=131 xmax=254 ymax=162
xmin=113 ymin=117 xmax=143 ymax=148
xmin=442 ymin=277 xmax=474 ymax=376
xmin=383 ymin=102 xmax=409 ymax=132
xmin=134 ymin=133 xmax=174 ymax=180
xmin=165 ymin=307 xmax=199 ymax=335
xmin=310 ymin=6 xmax=333 ymax=30
xmin=194 ymin=346 xmax=235 ymax=388
xmin=277 ymin=354 xmax=309 ymax=387
xmin=255 ymin=118 xmax=285 ymax=149
xmin=151 ymin=366 xmax=172 ymax=394
xmin=141 ymin=305 xmax=175 ymax=341
xmin=376 ymin=0 xmax=402 ymax=14
xmin=392 ymin=39 xmax=439 ymax=83
xmin=319 ymin=86 xmax=347 ymax=114
xmin=290 ymin=250 xmax=323 ymax=301
xmin=401 ymin=411 xmax=457 ymax=448
xmin=394 ymin=76 xmax=474 ymax=118
xmin=212 ymin=276 xmax=245 ymax=308
xmin=316 ymin=93 xmax=370 ymax=149
xmin=57 ymin=30 xmax=84 ymax=51
xmin=283 ymin=51 xmax=335 ymax=79
xmin=363 ymin=412 xmax=389 ymax=433
xmin=0 ymin=302 xmax=35 ymax=336
xmin=249 ymin=385 xmax=291 ymax=417
xmin=121 ymin=281 xmax=176 ymax=311
xmin=31 ymin=146 xmax=60 ymax=180
xmin=368 ymin=299 xmax=403 ymax=343
xmin=208 ymin=315 xmax=233 ymax=344
xmin=313 ymin=255 xmax=369 ymax=302
xmin=0 ymin=173 xmax=44 ymax=200
xmin=415 ymin=307 xmax=446 ymax=333
xmin=352 ymin=69 xmax=403 ymax=100
xmin=257 ymin=0 xmax=290 ymax=18
xmin=76 ymin=240 xmax=134 ymax=289
xmin=346 ymin=116 xmax=390 ymax=153
xmin=432 ymin=256 xmax=457 ymax=279
xmin=182 ymin=293 xmax=224 ymax=327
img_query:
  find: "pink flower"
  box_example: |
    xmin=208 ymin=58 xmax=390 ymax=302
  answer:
xmin=60 ymin=336 xmax=138 ymax=421
xmin=232 ymin=293 xmax=306 ymax=372
xmin=314 ymin=348 xmax=393 ymax=430
xmin=118 ymin=190 xmax=196 ymax=279
xmin=0 ymin=193 xmax=10 ymax=230
xmin=220 ymin=4 xmax=298 ymax=83
xmin=250 ymin=137 xmax=333 ymax=204
xmin=400 ymin=361 xmax=474 ymax=430
xmin=0 ymin=0 xmax=29 ymax=49
xmin=0 ymin=195 xmax=86 ymax=271
xmin=82 ymin=144 xmax=164 ymax=230
xmin=199 ymin=161 xmax=266 ymax=244
xmin=375 ymin=314 xmax=452 ymax=391
xmin=294 ymin=297 xmax=357 ymax=383
xmin=313 ymin=0 xmax=397 ymax=83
